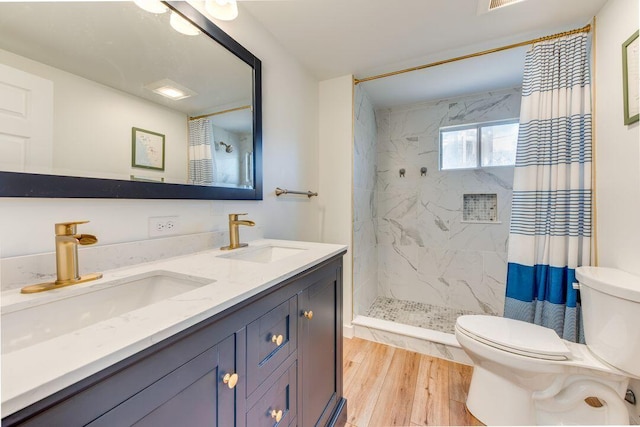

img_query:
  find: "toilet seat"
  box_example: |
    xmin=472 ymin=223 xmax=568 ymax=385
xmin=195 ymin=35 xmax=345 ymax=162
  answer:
xmin=456 ymin=315 xmax=572 ymax=361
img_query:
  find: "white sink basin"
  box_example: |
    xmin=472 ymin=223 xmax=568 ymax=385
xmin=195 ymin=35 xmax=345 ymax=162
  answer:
xmin=1 ymin=270 xmax=214 ymax=354
xmin=218 ymin=245 xmax=306 ymax=263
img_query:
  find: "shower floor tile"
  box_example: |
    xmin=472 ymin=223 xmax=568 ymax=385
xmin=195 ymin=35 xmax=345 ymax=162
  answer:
xmin=365 ymin=296 xmax=478 ymax=334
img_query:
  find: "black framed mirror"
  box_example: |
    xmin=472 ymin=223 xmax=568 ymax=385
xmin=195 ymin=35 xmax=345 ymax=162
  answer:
xmin=0 ymin=1 xmax=262 ymax=200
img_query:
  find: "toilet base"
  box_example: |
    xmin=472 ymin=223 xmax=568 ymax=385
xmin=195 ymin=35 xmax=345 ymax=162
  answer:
xmin=466 ymin=365 xmax=631 ymax=425
xmin=467 ymin=365 xmax=537 ymax=425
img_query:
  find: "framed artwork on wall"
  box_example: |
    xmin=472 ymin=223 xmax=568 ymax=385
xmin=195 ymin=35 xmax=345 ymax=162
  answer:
xmin=622 ymin=30 xmax=639 ymax=125
xmin=132 ymin=127 xmax=165 ymax=170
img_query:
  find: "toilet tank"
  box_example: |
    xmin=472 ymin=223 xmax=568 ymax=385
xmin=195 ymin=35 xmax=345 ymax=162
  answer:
xmin=576 ymin=266 xmax=640 ymax=378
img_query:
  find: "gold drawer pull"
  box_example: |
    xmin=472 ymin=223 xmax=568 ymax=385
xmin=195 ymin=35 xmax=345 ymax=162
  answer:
xmin=222 ymin=372 xmax=239 ymax=389
xmin=303 ymin=310 xmax=313 ymax=320
xmin=271 ymin=334 xmax=284 ymax=346
xmin=270 ymin=409 xmax=283 ymax=422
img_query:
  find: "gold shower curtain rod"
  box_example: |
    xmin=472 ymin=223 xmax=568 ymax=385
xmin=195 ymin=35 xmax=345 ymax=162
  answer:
xmin=189 ymin=105 xmax=252 ymax=121
xmin=354 ymin=23 xmax=592 ymax=85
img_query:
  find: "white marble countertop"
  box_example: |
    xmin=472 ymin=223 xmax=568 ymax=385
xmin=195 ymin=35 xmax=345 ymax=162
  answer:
xmin=0 ymin=239 xmax=347 ymax=416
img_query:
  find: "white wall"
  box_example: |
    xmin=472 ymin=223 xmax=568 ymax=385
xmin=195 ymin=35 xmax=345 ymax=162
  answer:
xmin=318 ymin=75 xmax=354 ymax=328
xmin=594 ymin=0 xmax=640 ymax=275
xmin=212 ymin=4 xmax=321 ymax=243
xmin=0 ymin=5 xmax=321 ymax=259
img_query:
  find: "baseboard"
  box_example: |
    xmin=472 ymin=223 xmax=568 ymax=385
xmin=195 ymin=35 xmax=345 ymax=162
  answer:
xmin=342 ymin=323 xmax=354 ymax=338
xmin=352 ymin=315 xmax=473 ymax=365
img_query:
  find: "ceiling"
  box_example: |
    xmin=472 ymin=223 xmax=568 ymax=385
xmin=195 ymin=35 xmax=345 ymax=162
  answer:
xmin=240 ymin=0 xmax=608 ymax=107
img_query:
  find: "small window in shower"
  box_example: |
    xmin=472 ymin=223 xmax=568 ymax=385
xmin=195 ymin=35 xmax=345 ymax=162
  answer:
xmin=440 ymin=119 xmax=519 ymax=170
xmin=463 ymin=193 xmax=498 ymax=223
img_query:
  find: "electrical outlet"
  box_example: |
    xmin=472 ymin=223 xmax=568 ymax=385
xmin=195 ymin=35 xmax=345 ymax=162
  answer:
xmin=149 ymin=216 xmax=179 ymax=237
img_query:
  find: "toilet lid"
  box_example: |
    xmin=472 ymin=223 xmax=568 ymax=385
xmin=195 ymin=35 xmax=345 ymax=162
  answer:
xmin=456 ymin=315 xmax=572 ymax=361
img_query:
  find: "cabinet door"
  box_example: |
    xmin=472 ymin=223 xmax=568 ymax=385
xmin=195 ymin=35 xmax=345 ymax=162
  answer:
xmin=298 ymin=269 xmax=342 ymax=427
xmin=88 ymin=334 xmax=238 ymax=427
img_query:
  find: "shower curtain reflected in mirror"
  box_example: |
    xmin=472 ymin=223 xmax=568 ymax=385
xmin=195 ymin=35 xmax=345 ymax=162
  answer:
xmin=188 ymin=118 xmax=216 ymax=186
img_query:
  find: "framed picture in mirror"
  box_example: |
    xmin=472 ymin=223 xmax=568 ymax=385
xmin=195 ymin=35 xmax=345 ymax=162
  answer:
xmin=132 ymin=127 xmax=165 ymax=171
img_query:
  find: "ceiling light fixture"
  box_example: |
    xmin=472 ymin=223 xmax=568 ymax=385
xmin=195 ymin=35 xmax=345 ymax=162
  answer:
xmin=205 ymin=0 xmax=239 ymax=21
xmin=169 ymin=11 xmax=201 ymax=36
xmin=155 ymin=86 xmax=187 ymax=99
xmin=145 ymin=79 xmax=197 ymax=101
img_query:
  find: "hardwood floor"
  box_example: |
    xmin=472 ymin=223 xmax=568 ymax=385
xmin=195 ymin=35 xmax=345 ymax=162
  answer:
xmin=343 ymin=337 xmax=483 ymax=427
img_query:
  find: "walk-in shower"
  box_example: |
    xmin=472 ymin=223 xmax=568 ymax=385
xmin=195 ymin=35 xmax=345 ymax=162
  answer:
xmin=351 ymin=83 xmax=521 ymax=363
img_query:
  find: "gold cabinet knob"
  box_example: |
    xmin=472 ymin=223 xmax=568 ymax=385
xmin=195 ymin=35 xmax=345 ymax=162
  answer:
xmin=271 ymin=334 xmax=284 ymax=346
xmin=222 ymin=372 xmax=239 ymax=389
xmin=270 ymin=409 xmax=283 ymax=422
xmin=303 ymin=310 xmax=313 ymax=320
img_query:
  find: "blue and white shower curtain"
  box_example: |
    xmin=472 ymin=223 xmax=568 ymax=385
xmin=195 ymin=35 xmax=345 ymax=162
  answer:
xmin=188 ymin=118 xmax=216 ymax=186
xmin=504 ymin=33 xmax=592 ymax=343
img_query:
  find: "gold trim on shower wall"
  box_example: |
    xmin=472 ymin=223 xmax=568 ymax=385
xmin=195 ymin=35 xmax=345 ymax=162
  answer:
xmin=591 ymin=16 xmax=599 ymax=267
xmin=189 ymin=105 xmax=252 ymax=121
xmin=354 ymin=24 xmax=592 ymax=85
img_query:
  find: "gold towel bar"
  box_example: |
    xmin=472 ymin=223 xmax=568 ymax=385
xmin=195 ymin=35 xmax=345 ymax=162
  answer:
xmin=275 ymin=187 xmax=318 ymax=198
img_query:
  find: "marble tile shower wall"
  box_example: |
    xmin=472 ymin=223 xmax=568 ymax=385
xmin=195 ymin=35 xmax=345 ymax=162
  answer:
xmin=353 ymin=85 xmax=378 ymax=316
xmin=375 ymin=87 xmax=521 ymax=317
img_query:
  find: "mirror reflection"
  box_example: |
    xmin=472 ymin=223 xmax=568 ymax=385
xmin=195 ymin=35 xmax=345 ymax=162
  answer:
xmin=0 ymin=1 xmax=255 ymax=190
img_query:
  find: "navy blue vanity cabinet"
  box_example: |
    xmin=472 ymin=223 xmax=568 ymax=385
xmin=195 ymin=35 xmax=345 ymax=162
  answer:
xmin=1 ymin=324 xmax=247 ymax=427
xmin=299 ymin=264 xmax=345 ymax=427
xmin=2 ymin=252 xmax=346 ymax=427
xmin=87 ymin=333 xmax=240 ymax=427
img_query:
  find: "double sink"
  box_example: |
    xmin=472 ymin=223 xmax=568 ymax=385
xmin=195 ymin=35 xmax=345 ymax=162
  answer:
xmin=1 ymin=244 xmax=307 ymax=355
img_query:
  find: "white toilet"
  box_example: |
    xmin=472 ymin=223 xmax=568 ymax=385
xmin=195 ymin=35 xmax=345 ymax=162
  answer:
xmin=455 ymin=266 xmax=640 ymax=425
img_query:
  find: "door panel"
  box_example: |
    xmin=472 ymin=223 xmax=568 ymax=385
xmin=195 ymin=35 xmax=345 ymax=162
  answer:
xmin=0 ymin=63 xmax=53 ymax=173
xmin=89 ymin=335 xmax=236 ymax=427
xmin=300 ymin=276 xmax=338 ymax=427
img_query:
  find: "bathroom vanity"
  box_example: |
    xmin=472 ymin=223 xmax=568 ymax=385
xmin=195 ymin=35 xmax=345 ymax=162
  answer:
xmin=1 ymin=240 xmax=347 ymax=426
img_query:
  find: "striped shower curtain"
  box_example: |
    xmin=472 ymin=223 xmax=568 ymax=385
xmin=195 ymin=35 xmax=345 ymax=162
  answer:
xmin=188 ymin=118 xmax=216 ymax=186
xmin=504 ymin=33 xmax=592 ymax=343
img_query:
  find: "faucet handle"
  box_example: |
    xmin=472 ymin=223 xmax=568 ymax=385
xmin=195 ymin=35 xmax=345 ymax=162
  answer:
xmin=55 ymin=220 xmax=90 ymax=236
xmin=228 ymin=213 xmax=248 ymax=220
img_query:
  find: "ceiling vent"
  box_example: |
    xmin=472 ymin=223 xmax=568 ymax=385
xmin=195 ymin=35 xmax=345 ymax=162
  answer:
xmin=477 ymin=0 xmax=525 ymax=14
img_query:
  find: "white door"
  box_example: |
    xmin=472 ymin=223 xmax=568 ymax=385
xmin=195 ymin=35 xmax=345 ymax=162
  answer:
xmin=0 ymin=63 xmax=53 ymax=173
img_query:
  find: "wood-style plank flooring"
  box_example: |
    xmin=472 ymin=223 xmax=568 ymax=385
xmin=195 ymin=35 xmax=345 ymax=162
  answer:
xmin=343 ymin=337 xmax=483 ymax=427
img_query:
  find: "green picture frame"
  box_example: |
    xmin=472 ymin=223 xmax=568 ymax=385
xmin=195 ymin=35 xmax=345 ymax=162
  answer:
xmin=131 ymin=127 xmax=165 ymax=170
xmin=622 ymin=30 xmax=639 ymax=125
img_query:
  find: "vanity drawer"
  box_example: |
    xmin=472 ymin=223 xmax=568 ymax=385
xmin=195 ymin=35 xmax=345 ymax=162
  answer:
xmin=246 ymin=295 xmax=297 ymax=396
xmin=246 ymin=359 xmax=297 ymax=427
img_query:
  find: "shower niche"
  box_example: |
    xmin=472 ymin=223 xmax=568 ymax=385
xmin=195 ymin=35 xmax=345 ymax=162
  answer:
xmin=462 ymin=193 xmax=499 ymax=223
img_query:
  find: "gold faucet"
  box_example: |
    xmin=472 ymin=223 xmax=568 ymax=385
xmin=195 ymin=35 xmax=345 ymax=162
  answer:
xmin=221 ymin=213 xmax=255 ymax=250
xmin=21 ymin=221 xmax=103 ymax=294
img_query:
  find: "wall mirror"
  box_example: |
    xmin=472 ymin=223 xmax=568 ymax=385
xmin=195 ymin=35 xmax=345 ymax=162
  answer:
xmin=0 ymin=1 xmax=262 ymax=199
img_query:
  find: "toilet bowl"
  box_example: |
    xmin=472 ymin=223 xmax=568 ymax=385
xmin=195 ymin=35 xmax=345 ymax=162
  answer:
xmin=455 ymin=267 xmax=640 ymax=425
